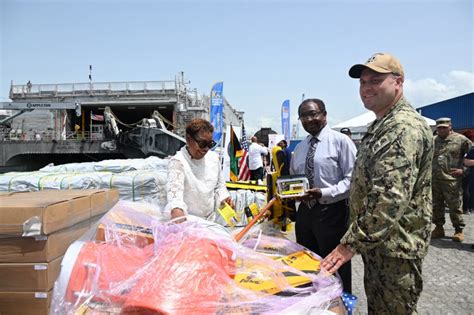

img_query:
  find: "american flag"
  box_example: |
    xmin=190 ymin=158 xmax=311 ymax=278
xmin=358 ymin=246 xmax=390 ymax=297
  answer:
xmin=238 ymin=125 xmax=251 ymax=181
xmin=91 ymin=113 xmax=104 ymax=121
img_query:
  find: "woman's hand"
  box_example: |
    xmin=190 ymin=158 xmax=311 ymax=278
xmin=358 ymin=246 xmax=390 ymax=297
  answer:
xmin=223 ymin=197 xmax=235 ymax=209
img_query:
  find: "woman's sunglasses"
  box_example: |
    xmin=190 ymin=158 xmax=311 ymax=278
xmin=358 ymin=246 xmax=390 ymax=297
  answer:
xmin=192 ymin=135 xmax=217 ymax=149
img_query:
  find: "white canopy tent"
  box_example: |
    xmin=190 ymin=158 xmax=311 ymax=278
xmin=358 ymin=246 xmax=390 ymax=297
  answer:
xmin=332 ymin=111 xmax=436 ymax=139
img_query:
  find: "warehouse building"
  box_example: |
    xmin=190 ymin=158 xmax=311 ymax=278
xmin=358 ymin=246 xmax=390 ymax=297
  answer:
xmin=417 ymin=92 xmax=473 ymax=134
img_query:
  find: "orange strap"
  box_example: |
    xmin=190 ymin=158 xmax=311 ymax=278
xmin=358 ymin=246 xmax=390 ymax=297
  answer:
xmin=234 ymin=197 xmax=277 ymax=242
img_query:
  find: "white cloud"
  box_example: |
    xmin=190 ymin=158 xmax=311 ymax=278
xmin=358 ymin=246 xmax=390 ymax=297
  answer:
xmin=405 ymin=70 xmax=474 ymax=107
xmin=245 ymin=70 xmax=474 ymax=137
xmin=246 ymin=116 xmax=279 ymax=136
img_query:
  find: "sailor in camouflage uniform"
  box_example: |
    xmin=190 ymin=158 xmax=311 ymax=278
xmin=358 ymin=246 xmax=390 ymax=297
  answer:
xmin=321 ymin=53 xmax=433 ymax=314
xmin=431 ymin=117 xmax=472 ymax=242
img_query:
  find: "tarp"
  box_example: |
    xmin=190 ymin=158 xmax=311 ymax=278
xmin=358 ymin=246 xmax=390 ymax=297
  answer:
xmin=51 ymin=201 xmax=344 ymax=314
xmin=0 ymin=157 xmax=267 ymax=227
xmin=333 ymin=111 xmax=436 ymax=133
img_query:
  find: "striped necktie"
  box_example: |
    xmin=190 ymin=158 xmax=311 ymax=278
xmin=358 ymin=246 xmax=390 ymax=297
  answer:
xmin=305 ymin=137 xmax=319 ymax=207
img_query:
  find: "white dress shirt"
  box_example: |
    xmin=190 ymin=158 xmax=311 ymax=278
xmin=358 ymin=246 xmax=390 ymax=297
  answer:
xmin=164 ymin=146 xmax=230 ymax=220
xmin=290 ymin=125 xmax=357 ymax=204
xmin=248 ymin=142 xmax=268 ymax=170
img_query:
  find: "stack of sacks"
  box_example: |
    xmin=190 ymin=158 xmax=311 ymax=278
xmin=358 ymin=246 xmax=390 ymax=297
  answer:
xmin=0 ymin=189 xmax=119 ymax=315
xmin=0 ymin=157 xmax=271 ymax=227
xmin=51 ymin=200 xmax=344 ymax=314
xmin=40 ymin=156 xmax=169 ymax=174
xmin=0 ymin=157 xmax=169 ymax=209
xmin=0 ymin=171 xmax=104 ymax=192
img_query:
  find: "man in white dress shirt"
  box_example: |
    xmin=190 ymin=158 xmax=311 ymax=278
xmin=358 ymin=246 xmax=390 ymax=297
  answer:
xmin=248 ymin=136 xmax=269 ymax=182
xmin=290 ymin=98 xmax=357 ymax=293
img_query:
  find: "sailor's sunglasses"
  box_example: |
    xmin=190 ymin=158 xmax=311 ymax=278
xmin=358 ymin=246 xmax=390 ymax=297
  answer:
xmin=192 ymin=135 xmax=217 ymax=149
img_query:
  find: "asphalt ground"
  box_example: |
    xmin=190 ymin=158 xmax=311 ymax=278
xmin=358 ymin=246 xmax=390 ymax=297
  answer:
xmin=351 ymin=211 xmax=474 ymax=315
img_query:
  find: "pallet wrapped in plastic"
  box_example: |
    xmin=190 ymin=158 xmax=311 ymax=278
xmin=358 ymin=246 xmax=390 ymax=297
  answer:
xmin=0 ymin=171 xmax=103 ymax=192
xmin=39 ymin=156 xmax=169 ymax=173
xmin=0 ymin=169 xmax=167 ymax=207
xmin=51 ymin=200 xmax=343 ymax=314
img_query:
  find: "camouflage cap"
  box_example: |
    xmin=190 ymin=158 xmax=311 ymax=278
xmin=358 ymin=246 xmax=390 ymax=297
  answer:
xmin=436 ymin=117 xmax=451 ymax=128
xmin=340 ymin=127 xmax=352 ymax=135
xmin=349 ymin=53 xmax=404 ymax=78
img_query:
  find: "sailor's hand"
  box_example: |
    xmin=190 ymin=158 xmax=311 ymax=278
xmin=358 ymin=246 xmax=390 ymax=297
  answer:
xmin=171 ymin=208 xmax=186 ymax=224
xmin=321 ymin=244 xmax=355 ymax=275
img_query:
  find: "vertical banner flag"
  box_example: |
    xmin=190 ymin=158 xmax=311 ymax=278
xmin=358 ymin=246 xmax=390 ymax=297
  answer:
xmin=238 ymin=124 xmax=250 ymax=181
xmin=210 ymin=82 xmax=224 ymax=145
xmin=228 ymin=126 xmax=243 ymax=182
xmin=281 ymin=99 xmax=290 ymax=141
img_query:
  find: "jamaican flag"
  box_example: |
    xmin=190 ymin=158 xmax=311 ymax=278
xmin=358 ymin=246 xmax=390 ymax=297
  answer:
xmin=228 ymin=126 xmax=243 ymax=182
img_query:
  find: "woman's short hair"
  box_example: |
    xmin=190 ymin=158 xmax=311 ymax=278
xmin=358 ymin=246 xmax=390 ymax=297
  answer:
xmin=186 ymin=118 xmax=214 ymax=137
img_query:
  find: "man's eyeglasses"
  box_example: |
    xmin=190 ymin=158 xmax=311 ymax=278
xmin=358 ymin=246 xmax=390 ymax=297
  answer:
xmin=192 ymin=135 xmax=217 ymax=149
xmin=298 ymin=111 xmax=323 ymax=121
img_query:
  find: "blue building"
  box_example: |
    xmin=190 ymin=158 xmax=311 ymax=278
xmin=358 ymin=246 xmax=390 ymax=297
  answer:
xmin=417 ymin=92 xmax=473 ymax=131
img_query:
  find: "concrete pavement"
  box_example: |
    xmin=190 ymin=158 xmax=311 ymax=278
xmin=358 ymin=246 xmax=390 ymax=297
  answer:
xmin=351 ymin=211 xmax=474 ymax=314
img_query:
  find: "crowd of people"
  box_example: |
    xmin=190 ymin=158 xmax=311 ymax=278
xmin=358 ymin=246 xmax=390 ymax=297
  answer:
xmin=164 ymin=52 xmax=472 ymax=314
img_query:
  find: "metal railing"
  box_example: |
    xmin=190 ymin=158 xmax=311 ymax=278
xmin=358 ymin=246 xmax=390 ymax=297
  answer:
xmin=0 ymin=130 xmax=102 ymax=142
xmin=10 ymin=80 xmax=178 ymax=98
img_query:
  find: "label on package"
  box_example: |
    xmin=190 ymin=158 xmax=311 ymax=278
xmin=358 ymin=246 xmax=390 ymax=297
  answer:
xmin=35 ymin=292 xmax=48 ymax=299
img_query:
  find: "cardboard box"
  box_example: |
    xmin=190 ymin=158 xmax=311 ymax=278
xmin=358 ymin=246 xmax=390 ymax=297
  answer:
xmin=0 ymin=255 xmax=63 ymax=291
xmin=0 ymin=220 xmax=91 ymax=263
xmin=0 ymin=189 xmax=119 ymax=236
xmin=0 ymin=290 xmax=52 ymax=315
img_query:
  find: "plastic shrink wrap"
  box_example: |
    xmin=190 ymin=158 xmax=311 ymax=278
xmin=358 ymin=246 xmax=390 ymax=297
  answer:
xmin=0 ymin=158 xmax=261 ymax=220
xmin=51 ymin=200 xmax=343 ymax=314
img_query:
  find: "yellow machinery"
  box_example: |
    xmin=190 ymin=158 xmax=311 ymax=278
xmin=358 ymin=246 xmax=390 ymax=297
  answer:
xmin=266 ymin=145 xmax=295 ymax=231
xmin=225 ymin=145 xmax=295 ymax=232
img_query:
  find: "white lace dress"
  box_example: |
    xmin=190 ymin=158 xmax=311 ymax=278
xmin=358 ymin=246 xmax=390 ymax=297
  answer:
xmin=164 ymin=146 xmax=230 ymax=220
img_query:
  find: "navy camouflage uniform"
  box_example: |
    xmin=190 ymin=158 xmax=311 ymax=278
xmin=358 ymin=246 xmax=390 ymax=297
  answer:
xmin=340 ymin=98 xmax=433 ymax=314
xmin=432 ymin=132 xmax=472 ymax=229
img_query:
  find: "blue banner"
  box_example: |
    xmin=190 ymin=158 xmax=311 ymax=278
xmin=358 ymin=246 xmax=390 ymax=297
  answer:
xmin=281 ymin=99 xmax=290 ymax=140
xmin=210 ymin=82 xmax=224 ymax=145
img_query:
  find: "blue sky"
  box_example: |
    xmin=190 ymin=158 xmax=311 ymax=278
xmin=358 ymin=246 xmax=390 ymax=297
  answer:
xmin=1 ymin=0 xmax=473 ymax=136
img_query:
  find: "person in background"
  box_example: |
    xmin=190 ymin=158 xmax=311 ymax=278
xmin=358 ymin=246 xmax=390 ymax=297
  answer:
xmin=272 ymin=140 xmax=289 ymax=176
xmin=290 ymin=98 xmax=357 ymax=293
xmin=34 ymin=131 xmax=41 ymax=141
xmin=321 ymin=52 xmax=433 ymax=314
xmin=464 ymin=139 xmax=474 ymax=215
xmin=340 ymin=127 xmax=352 ymax=139
xmin=277 ymin=139 xmax=292 ymax=168
xmin=462 ymin=130 xmax=474 ymax=214
xmin=248 ymin=136 xmax=268 ymax=182
xmin=431 ymin=117 xmax=471 ymax=242
xmin=165 ymin=118 xmax=233 ymax=223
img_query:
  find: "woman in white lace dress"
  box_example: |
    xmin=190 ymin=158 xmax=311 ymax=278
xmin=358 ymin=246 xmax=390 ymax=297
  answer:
xmin=165 ymin=118 xmax=233 ymax=222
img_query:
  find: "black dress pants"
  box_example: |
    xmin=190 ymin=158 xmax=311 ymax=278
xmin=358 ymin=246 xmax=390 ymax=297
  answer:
xmin=250 ymin=167 xmax=264 ymax=181
xmin=295 ymin=199 xmax=352 ymax=293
